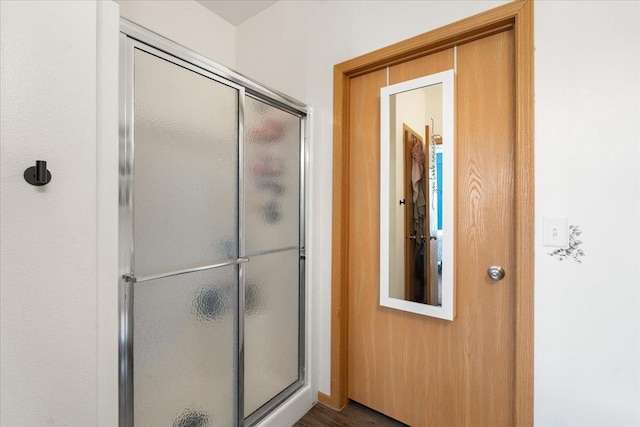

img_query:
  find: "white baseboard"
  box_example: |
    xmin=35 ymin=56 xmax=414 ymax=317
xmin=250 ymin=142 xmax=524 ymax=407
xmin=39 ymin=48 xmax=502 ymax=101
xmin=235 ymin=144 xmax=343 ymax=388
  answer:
xmin=255 ymin=385 xmax=315 ymax=427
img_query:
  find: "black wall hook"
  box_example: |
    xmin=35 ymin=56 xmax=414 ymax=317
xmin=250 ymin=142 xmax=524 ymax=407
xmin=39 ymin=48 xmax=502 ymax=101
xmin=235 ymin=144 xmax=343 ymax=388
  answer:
xmin=24 ymin=160 xmax=52 ymax=186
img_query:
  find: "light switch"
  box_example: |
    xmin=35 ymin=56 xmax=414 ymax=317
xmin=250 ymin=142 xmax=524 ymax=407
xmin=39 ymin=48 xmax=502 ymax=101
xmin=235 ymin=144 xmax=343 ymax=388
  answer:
xmin=543 ymin=217 xmax=568 ymax=248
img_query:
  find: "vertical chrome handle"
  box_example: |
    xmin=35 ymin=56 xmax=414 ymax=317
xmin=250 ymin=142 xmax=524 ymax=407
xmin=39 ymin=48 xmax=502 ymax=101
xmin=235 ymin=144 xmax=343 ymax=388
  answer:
xmin=487 ymin=265 xmax=505 ymax=281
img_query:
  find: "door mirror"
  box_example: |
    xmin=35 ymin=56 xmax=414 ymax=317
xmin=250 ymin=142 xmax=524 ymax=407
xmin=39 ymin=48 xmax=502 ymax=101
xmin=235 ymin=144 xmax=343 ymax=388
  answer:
xmin=379 ymin=70 xmax=455 ymax=320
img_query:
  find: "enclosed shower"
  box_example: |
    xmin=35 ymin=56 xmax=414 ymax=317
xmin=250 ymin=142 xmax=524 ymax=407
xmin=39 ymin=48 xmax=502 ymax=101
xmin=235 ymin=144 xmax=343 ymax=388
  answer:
xmin=118 ymin=21 xmax=307 ymax=427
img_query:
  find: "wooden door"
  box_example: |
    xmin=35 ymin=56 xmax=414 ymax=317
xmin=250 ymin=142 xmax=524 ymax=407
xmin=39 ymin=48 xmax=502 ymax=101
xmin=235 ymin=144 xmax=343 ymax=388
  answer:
xmin=347 ymin=30 xmax=515 ymax=427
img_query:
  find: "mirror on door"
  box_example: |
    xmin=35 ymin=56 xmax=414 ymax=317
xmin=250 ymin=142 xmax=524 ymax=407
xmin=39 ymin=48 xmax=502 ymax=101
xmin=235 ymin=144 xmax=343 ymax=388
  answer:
xmin=379 ymin=70 xmax=455 ymax=320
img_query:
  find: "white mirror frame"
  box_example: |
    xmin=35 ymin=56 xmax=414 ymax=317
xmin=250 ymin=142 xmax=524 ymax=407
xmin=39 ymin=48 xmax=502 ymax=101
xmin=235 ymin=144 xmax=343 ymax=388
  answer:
xmin=379 ymin=69 xmax=455 ymax=320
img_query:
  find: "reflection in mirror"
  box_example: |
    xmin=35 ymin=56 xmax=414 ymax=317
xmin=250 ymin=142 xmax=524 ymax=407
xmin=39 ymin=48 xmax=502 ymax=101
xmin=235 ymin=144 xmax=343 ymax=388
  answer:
xmin=380 ymin=70 xmax=454 ymax=320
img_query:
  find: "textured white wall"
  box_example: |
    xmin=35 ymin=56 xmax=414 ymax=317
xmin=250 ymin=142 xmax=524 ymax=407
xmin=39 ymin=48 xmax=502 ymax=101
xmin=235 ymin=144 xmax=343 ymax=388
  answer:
xmin=0 ymin=1 xmax=119 ymax=425
xmin=236 ymin=1 xmax=640 ymax=425
xmin=534 ymin=2 xmax=640 ymax=426
xmin=115 ymin=0 xmax=236 ymax=68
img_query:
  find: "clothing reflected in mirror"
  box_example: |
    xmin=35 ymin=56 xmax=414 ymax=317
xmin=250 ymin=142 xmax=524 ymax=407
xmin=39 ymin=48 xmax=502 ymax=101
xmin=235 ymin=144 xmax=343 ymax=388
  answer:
xmin=402 ymin=124 xmax=442 ymax=305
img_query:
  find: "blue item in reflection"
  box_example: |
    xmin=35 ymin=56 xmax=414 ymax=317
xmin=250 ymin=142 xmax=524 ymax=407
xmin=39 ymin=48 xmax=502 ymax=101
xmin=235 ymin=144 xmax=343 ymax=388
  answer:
xmin=436 ymin=152 xmax=443 ymax=230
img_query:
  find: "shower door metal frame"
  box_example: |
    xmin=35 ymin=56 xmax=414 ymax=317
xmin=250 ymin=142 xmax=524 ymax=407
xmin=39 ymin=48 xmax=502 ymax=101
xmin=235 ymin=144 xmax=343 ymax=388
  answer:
xmin=241 ymin=92 xmax=307 ymax=427
xmin=118 ymin=19 xmax=308 ymax=427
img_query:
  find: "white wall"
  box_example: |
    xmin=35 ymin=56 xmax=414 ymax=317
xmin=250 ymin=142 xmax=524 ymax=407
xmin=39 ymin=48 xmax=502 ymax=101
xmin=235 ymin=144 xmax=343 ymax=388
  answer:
xmin=236 ymin=1 xmax=640 ymax=425
xmin=115 ymin=0 xmax=236 ymax=68
xmin=534 ymin=2 xmax=640 ymax=426
xmin=0 ymin=1 xmax=119 ymax=426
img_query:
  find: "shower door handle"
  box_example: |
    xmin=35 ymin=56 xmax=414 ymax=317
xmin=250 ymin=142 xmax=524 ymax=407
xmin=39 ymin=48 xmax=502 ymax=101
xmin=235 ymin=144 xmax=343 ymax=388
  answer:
xmin=124 ymin=257 xmax=250 ymax=284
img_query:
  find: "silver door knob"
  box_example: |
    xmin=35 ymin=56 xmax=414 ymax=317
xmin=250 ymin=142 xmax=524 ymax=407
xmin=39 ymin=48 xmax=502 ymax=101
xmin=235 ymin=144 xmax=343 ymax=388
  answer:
xmin=487 ymin=265 xmax=505 ymax=281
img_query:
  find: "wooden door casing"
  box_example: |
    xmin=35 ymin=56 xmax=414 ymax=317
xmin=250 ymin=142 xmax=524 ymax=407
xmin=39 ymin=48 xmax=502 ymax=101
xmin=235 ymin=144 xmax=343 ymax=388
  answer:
xmin=347 ymin=30 xmax=515 ymax=427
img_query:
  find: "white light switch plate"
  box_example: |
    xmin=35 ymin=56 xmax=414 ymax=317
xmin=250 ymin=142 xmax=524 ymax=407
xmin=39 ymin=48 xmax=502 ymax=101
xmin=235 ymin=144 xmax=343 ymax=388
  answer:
xmin=543 ymin=217 xmax=568 ymax=248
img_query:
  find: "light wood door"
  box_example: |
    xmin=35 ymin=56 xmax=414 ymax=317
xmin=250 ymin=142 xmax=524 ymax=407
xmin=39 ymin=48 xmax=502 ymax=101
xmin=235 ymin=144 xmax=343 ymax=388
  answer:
xmin=347 ymin=30 xmax=515 ymax=427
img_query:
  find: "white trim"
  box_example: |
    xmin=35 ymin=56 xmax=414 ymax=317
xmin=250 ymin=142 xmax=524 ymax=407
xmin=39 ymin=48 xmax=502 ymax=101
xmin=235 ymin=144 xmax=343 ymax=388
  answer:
xmin=379 ymin=70 xmax=455 ymax=321
xmin=306 ymin=108 xmax=319 ymax=401
xmin=96 ymin=1 xmax=120 ymax=425
xmin=255 ymin=385 xmax=314 ymax=427
xmin=305 ymin=108 xmax=317 ymax=402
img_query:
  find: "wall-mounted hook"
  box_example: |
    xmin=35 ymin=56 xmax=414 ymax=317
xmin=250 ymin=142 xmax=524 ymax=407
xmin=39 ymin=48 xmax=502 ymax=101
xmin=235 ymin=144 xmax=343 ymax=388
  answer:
xmin=24 ymin=160 xmax=52 ymax=186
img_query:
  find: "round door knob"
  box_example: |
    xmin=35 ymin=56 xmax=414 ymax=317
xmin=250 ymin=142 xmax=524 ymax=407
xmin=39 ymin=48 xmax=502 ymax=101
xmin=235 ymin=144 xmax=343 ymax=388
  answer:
xmin=487 ymin=265 xmax=505 ymax=281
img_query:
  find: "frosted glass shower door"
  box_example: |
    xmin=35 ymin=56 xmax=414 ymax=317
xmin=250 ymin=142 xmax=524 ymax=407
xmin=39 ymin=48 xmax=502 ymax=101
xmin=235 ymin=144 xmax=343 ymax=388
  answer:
xmin=130 ymin=48 xmax=239 ymax=427
xmin=243 ymin=96 xmax=303 ymax=419
xmin=133 ymin=50 xmax=239 ymax=277
xmin=121 ymin=28 xmax=307 ymax=426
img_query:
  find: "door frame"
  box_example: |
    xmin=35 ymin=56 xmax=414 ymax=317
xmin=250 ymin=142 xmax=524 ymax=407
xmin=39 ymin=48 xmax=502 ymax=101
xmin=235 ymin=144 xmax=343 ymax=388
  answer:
xmin=326 ymin=1 xmax=534 ymax=426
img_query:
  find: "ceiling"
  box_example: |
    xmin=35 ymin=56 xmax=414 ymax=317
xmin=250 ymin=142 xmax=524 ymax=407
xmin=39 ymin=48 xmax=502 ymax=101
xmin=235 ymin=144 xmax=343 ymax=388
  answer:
xmin=196 ymin=1 xmax=279 ymax=26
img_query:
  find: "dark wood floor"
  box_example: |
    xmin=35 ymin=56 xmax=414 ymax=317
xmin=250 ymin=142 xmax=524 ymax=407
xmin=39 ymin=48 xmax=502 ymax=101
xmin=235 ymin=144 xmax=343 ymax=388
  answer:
xmin=294 ymin=401 xmax=409 ymax=427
